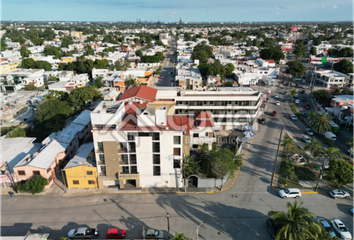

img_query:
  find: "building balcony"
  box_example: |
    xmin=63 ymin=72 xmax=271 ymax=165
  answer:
xmin=98 ymin=172 xmax=106 ymax=177
xmin=97 ymin=161 xmax=105 ymax=165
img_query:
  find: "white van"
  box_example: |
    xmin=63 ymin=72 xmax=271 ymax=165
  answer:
xmin=323 ymin=131 xmax=336 ymax=141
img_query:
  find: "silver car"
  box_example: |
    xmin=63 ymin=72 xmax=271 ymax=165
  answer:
xmin=329 ymin=189 xmax=350 ymax=199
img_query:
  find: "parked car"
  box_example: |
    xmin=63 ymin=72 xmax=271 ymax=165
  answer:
xmin=290 ymin=114 xmax=297 ymax=120
xmin=305 ymin=128 xmax=313 ymax=135
xmin=278 ymin=188 xmax=301 ymax=199
xmin=275 ymin=94 xmax=279 ymax=98
xmin=305 ymin=104 xmax=310 ymax=109
xmin=329 ymin=189 xmax=350 ymax=199
xmin=302 ymin=136 xmax=311 ymax=143
xmin=142 ymin=229 xmax=164 ymax=239
xmin=302 ymin=112 xmax=308 ymax=118
xmin=158 ymin=76 xmax=162 ymax=79
xmin=258 ymin=118 xmax=266 ymax=124
xmin=284 ymin=91 xmax=287 ymax=95
xmin=301 ymin=90 xmax=306 ymax=94
xmin=67 ymin=227 xmax=99 ymax=239
xmin=279 ymin=84 xmax=283 ymax=87
xmin=317 ymin=218 xmax=336 ymax=238
xmin=323 ymin=131 xmax=336 ymax=141
xmin=266 ymin=219 xmax=279 ymax=239
xmin=295 ymin=84 xmax=299 ymax=88
xmin=276 ymin=101 xmax=280 ymax=105
xmin=330 ymin=219 xmax=352 ymax=240
xmin=272 ymin=111 xmax=277 ymax=116
xmin=295 ymin=100 xmax=300 ymax=104
xmin=294 ymin=94 xmax=299 ymax=98
xmin=107 ymin=228 xmax=126 ymax=239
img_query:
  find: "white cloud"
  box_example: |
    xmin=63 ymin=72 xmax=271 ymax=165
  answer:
xmin=321 ymin=4 xmax=324 ymax=8
xmin=333 ymin=5 xmax=338 ymax=8
xmin=171 ymin=11 xmax=176 ymax=14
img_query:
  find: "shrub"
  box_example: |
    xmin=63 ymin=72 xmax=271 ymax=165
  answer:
xmin=25 ymin=84 xmax=37 ymax=91
xmin=18 ymin=175 xmax=48 ymax=195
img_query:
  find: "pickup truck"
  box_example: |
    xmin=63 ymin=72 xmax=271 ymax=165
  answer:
xmin=67 ymin=227 xmax=99 ymax=239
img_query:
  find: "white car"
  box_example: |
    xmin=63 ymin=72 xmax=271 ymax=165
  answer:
xmin=305 ymin=128 xmax=313 ymax=135
xmin=276 ymin=101 xmax=280 ymax=105
xmin=295 ymin=99 xmax=300 ymax=104
xmin=317 ymin=218 xmax=336 ymax=238
xmin=275 ymin=94 xmax=279 ymax=98
xmin=290 ymin=114 xmax=297 ymax=120
xmin=278 ymin=188 xmax=301 ymax=199
xmin=294 ymin=94 xmax=299 ymax=98
xmin=330 ymin=219 xmax=352 ymax=240
xmin=329 ymin=189 xmax=351 ymax=199
xmin=279 ymin=84 xmax=283 ymax=87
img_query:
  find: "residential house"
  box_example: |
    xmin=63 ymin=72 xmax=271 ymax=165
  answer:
xmin=63 ymin=142 xmax=97 ymax=188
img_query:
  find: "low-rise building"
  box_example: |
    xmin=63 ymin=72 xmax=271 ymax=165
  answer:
xmin=314 ymin=70 xmax=348 ymax=88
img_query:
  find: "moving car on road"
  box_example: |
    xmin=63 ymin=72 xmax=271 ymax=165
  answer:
xmin=329 ymin=189 xmax=350 ymax=199
xmin=107 ymin=228 xmax=126 ymax=239
xmin=272 ymin=111 xmax=277 ymax=116
xmin=278 ymin=188 xmax=301 ymax=199
xmin=290 ymin=114 xmax=297 ymax=120
xmin=317 ymin=218 xmax=336 ymax=238
xmin=275 ymin=94 xmax=279 ymax=98
xmin=302 ymin=112 xmax=308 ymax=118
xmin=294 ymin=94 xmax=299 ymax=98
xmin=305 ymin=128 xmax=313 ymax=135
xmin=295 ymin=100 xmax=300 ymax=104
xmin=276 ymin=101 xmax=280 ymax=105
xmin=330 ymin=219 xmax=352 ymax=240
xmin=142 ymin=229 xmax=164 ymax=239
xmin=305 ymin=104 xmax=310 ymax=109
xmin=67 ymin=227 xmax=99 ymax=239
xmin=258 ymin=118 xmax=266 ymax=124
xmin=302 ymin=136 xmax=311 ymax=143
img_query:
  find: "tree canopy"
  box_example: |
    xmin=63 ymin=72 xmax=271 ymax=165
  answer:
xmin=18 ymin=175 xmax=48 ymax=195
xmin=333 ymin=59 xmax=353 ymax=74
xmin=286 ymin=61 xmax=306 ymax=77
xmin=259 ymin=46 xmax=285 ymax=62
xmin=192 ymin=43 xmax=213 ymax=63
xmin=20 ymin=46 xmax=30 ymax=58
xmin=326 ymin=160 xmax=353 ymax=187
xmin=198 ymin=61 xmax=226 ymax=80
xmin=43 ymin=45 xmax=60 ymax=59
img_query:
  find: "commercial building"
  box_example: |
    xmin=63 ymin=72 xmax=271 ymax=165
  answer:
xmin=314 ymin=70 xmax=348 ymax=88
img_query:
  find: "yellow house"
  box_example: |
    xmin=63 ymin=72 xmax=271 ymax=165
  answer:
xmin=64 ymin=143 xmax=98 ymax=189
xmin=0 ymin=61 xmax=20 ymax=74
xmin=61 ymin=56 xmax=74 ymax=63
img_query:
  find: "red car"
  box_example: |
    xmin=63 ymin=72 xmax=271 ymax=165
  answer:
xmin=283 ymin=76 xmax=286 ymax=79
xmin=107 ymin=228 xmax=126 ymax=239
xmin=272 ymin=111 xmax=277 ymax=116
xmin=305 ymin=104 xmax=310 ymax=109
xmin=301 ymin=90 xmax=306 ymax=94
xmin=295 ymin=84 xmax=299 ymax=88
xmin=281 ymin=80 xmax=285 ymax=84
xmin=158 ymin=76 xmax=162 ymax=79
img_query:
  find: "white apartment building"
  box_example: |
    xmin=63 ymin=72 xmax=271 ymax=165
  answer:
xmin=175 ymin=63 xmax=203 ymax=90
xmin=91 ymin=97 xmax=216 ymax=189
xmin=314 ymin=70 xmax=348 ymax=88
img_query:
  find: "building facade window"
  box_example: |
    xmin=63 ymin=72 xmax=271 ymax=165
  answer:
xmin=193 ymin=133 xmax=199 ymax=138
xmin=152 ymin=142 xmax=160 ymax=153
xmin=86 ymin=171 xmax=93 ymax=175
xmin=33 ymin=171 xmax=40 ymax=176
xmin=97 ymin=142 xmax=103 ymax=152
xmin=153 ymin=166 xmax=161 ymax=176
xmin=73 ymin=180 xmax=79 ymax=185
xmin=153 ymin=154 xmax=160 ymax=164
xmin=48 ymin=176 xmax=52 ymax=182
xmin=129 ymin=142 xmax=136 ymax=153
xmin=174 ymin=160 xmax=181 ymax=168
xmin=174 ymin=136 xmax=181 ymax=144
xmin=88 ymin=180 xmax=94 ymax=185
xmin=174 ymin=148 xmax=181 ymax=156
xmin=18 ymin=170 xmax=25 ymax=176
xmin=130 ymin=154 xmax=137 ymax=164
xmin=46 ymin=168 xmax=51 ymax=173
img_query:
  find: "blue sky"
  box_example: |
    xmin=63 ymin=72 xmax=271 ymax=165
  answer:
xmin=2 ymin=0 xmax=353 ymax=22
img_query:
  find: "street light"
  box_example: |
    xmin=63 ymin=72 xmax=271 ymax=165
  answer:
xmin=195 ymin=221 xmax=205 ymax=240
xmin=166 ymin=213 xmax=170 ymax=237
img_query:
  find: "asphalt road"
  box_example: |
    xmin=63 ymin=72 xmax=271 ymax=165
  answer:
xmin=1 ymin=85 xmax=353 ymax=239
xmin=153 ymin=39 xmax=176 ymax=87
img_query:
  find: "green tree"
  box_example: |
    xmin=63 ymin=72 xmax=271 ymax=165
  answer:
xmin=84 ymin=45 xmax=94 ymax=56
xmin=286 ymin=61 xmax=306 ymax=78
xmin=280 ymin=162 xmax=296 ymax=182
xmin=310 ymin=47 xmax=317 ymax=55
xmin=19 ymin=175 xmax=48 ymax=195
xmin=304 ymin=139 xmax=322 ymax=162
xmin=32 ymin=61 xmax=52 ymax=71
xmin=192 ymin=43 xmax=213 ymax=63
xmin=21 ymin=58 xmax=36 ymax=69
xmin=43 ymin=45 xmax=60 ymax=59
xmin=224 ymin=63 xmax=235 ymax=77
xmin=94 ymin=76 xmax=104 ymax=88
xmin=208 ymin=148 xmax=237 ymax=178
xmin=199 ymin=143 xmax=209 ymax=155
xmin=288 ymin=89 xmax=297 ymax=103
xmin=20 ymin=46 xmax=30 ymax=57
xmin=326 ymin=160 xmax=353 ymax=187
xmin=259 ymin=46 xmax=285 ymax=62
xmin=1 ymin=37 xmax=7 ymax=51
xmin=333 ymin=59 xmax=353 ymax=74
xmin=8 ymin=127 xmax=26 ymax=138
xmin=268 ymin=201 xmax=318 ymax=240
xmin=32 ymin=38 xmax=44 ymax=46
xmin=155 ymin=40 xmax=164 ymax=46
xmin=25 ymin=84 xmax=37 ymax=91
xmin=135 ymin=50 xmax=143 ymax=57
xmin=345 ymin=137 xmax=353 ymax=160
xmin=184 ymin=155 xmax=201 ymax=176
xmin=70 ymin=86 xmax=103 ymax=111
xmin=311 ymin=112 xmax=332 ymax=134
xmin=61 ymin=37 xmax=74 ymax=48
xmin=184 ymin=33 xmax=192 ymax=41
xmin=281 ymin=135 xmax=295 ymax=160
xmin=36 ymin=99 xmax=74 ymax=133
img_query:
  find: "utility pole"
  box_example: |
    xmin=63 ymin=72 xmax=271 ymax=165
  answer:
xmin=166 ymin=213 xmax=170 ymax=238
xmin=195 ymin=221 xmax=205 ymax=240
xmin=183 ymin=155 xmax=187 ymax=192
xmin=5 ymin=161 xmax=17 ymax=192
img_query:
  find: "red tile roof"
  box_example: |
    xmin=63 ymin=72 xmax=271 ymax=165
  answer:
xmin=264 ymin=59 xmax=275 ymax=63
xmin=119 ymin=86 xmax=157 ymax=102
xmin=195 ymin=112 xmax=212 ymax=119
xmin=28 ymin=82 xmax=35 ymax=85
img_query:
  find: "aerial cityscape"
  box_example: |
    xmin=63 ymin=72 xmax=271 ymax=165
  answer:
xmin=0 ymin=1 xmax=353 ymax=239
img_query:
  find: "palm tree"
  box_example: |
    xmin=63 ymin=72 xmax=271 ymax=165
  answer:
xmin=346 ymin=137 xmax=353 ymax=160
xmin=199 ymin=143 xmax=209 ymax=155
xmin=307 ymin=111 xmax=317 ymax=125
xmin=280 ymin=163 xmax=296 ymax=182
xmin=288 ymin=89 xmax=297 ymax=103
xmin=171 ymin=233 xmax=185 ymax=240
xmin=304 ymin=139 xmax=322 ymax=163
xmin=313 ymin=223 xmax=340 ymax=240
xmin=268 ymin=201 xmax=318 ymax=240
xmin=324 ymin=147 xmax=341 ymax=162
xmin=281 ymin=135 xmax=295 ymax=160
xmin=311 ymin=112 xmax=332 ymax=134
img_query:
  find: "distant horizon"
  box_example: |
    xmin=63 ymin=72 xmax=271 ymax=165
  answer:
xmin=2 ymin=20 xmax=352 ymax=23
xmin=3 ymin=0 xmax=353 ymax=22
